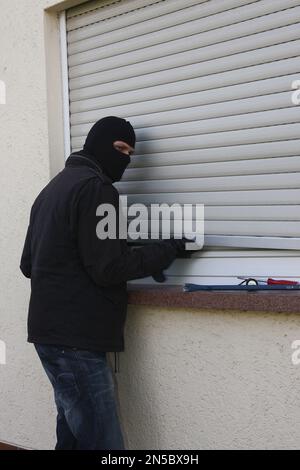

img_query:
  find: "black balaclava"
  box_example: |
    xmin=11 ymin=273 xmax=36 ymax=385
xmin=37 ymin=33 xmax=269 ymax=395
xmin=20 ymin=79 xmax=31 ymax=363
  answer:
xmin=77 ymin=116 xmax=136 ymax=183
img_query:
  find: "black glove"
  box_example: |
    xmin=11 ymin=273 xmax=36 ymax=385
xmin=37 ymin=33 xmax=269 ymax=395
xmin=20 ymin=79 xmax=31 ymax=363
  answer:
xmin=151 ymin=236 xmax=200 ymax=282
xmin=152 ymin=271 xmax=167 ymax=283
xmin=167 ymin=235 xmax=199 ymax=255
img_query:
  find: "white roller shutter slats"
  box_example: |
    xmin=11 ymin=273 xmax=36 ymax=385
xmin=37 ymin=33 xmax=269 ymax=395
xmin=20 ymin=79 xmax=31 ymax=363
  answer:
xmin=65 ymin=0 xmax=300 ymax=283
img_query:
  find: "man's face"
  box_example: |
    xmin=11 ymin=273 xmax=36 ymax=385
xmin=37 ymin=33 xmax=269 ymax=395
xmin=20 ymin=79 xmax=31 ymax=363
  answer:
xmin=113 ymin=140 xmax=135 ymax=157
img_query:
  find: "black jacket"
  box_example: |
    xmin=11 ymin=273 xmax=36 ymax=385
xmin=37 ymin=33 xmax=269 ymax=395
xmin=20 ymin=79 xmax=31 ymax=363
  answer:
xmin=20 ymin=153 xmax=178 ymax=369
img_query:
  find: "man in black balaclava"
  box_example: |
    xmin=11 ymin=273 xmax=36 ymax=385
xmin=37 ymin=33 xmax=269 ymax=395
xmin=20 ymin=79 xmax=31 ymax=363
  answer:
xmin=78 ymin=115 xmax=136 ymax=183
xmin=20 ymin=116 xmax=195 ymax=450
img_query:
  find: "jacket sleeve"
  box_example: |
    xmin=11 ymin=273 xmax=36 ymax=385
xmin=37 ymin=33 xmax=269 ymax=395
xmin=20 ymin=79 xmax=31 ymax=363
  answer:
xmin=74 ymin=178 xmax=178 ymax=287
xmin=20 ymin=223 xmax=32 ymax=278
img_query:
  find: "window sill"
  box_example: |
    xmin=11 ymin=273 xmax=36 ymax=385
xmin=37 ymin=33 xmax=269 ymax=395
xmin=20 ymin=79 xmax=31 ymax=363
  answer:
xmin=127 ymin=284 xmax=300 ymax=314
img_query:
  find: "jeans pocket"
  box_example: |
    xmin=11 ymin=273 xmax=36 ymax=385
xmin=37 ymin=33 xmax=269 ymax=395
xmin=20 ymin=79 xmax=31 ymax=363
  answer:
xmin=55 ymin=372 xmax=80 ymax=411
xmin=35 ymin=343 xmax=69 ymax=355
xmin=73 ymin=349 xmax=107 ymax=362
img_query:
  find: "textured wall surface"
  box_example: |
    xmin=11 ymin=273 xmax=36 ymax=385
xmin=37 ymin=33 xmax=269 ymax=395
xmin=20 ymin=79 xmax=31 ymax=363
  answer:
xmin=1 ymin=0 xmax=300 ymax=450
xmin=121 ymin=306 xmax=300 ymax=450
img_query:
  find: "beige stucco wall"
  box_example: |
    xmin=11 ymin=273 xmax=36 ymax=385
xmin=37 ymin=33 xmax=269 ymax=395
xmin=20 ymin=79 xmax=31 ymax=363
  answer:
xmin=122 ymin=305 xmax=300 ymax=450
xmin=1 ymin=0 xmax=300 ymax=450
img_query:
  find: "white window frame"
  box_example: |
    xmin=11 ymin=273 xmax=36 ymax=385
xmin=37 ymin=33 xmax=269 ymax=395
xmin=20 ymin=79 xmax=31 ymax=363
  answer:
xmin=59 ymin=10 xmax=71 ymax=161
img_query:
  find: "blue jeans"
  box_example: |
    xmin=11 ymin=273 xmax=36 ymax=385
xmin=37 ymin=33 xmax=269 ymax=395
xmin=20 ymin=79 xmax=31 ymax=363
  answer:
xmin=34 ymin=343 xmax=125 ymax=450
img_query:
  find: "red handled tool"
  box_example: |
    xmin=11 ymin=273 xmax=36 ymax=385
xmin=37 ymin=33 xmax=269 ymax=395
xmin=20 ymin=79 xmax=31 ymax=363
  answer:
xmin=237 ymin=276 xmax=299 ymax=285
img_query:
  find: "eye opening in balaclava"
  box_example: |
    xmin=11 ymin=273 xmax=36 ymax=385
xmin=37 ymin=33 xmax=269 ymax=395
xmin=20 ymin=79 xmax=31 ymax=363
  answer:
xmin=82 ymin=116 xmax=136 ymax=183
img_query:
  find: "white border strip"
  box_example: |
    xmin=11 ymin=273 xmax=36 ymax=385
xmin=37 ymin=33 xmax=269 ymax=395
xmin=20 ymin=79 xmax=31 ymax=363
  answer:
xmin=204 ymin=235 xmax=300 ymax=251
xmin=59 ymin=10 xmax=71 ymax=160
xmin=127 ymin=235 xmax=300 ymax=250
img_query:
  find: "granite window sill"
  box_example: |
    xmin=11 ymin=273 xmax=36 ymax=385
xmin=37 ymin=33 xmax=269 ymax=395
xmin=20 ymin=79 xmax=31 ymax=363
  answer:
xmin=127 ymin=284 xmax=300 ymax=314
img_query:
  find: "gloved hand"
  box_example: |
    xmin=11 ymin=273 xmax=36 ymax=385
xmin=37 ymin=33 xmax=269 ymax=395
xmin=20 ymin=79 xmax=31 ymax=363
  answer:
xmin=167 ymin=235 xmax=200 ymax=255
xmin=151 ymin=235 xmax=201 ymax=282
xmin=152 ymin=271 xmax=167 ymax=283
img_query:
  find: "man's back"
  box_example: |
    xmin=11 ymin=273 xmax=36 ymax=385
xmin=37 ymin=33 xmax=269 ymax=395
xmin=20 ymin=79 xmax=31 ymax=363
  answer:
xmin=21 ymin=156 xmax=128 ymax=352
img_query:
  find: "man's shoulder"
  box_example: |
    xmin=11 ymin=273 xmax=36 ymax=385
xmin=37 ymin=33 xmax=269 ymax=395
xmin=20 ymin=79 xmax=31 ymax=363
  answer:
xmin=75 ymin=174 xmax=120 ymax=210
